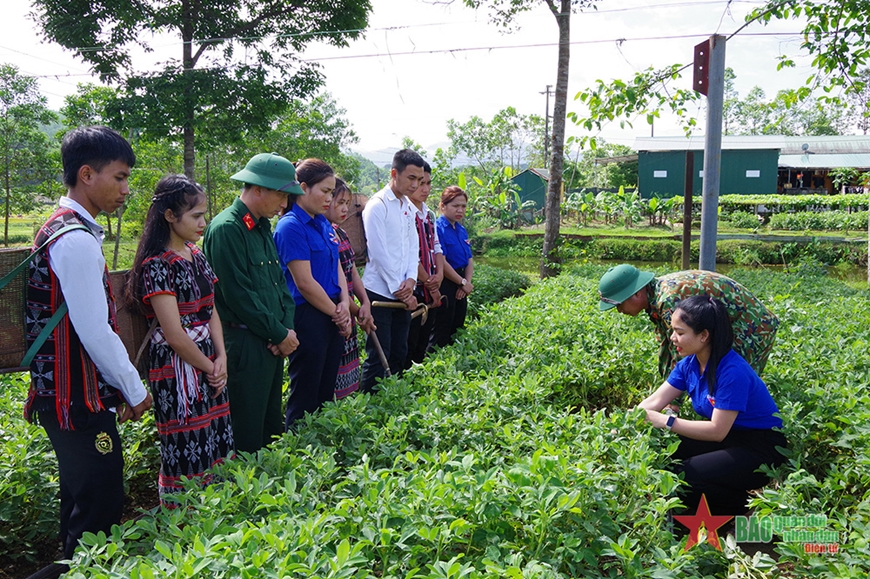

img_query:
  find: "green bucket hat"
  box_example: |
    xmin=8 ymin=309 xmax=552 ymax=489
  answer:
xmin=231 ymin=152 xmax=304 ymax=194
xmin=598 ymin=264 xmax=655 ymax=311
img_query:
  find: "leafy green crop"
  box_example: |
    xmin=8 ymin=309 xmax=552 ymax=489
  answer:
xmin=467 ymin=264 xmax=533 ymax=319
xmin=3 ymin=266 xmax=869 ymax=577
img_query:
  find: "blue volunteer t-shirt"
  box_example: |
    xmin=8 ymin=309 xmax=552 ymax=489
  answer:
xmin=436 ymin=215 xmax=472 ymax=271
xmin=274 ymin=203 xmax=341 ymax=306
xmin=667 ymin=349 xmax=783 ymax=430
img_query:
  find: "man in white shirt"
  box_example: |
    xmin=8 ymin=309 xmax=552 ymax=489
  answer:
xmin=25 ymin=126 xmax=152 ymax=561
xmin=405 ymin=161 xmax=444 ymax=368
xmin=360 ymin=149 xmax=424 ymax=392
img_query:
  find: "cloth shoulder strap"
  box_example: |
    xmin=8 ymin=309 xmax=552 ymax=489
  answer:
xmin=0 ymin=223 xmax=93 ymax=366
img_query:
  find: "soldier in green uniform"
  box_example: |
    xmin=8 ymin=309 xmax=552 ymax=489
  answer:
xmin=598 ymin=264 xmax=779 ymax=378
xmin=203 ymin=153 xmax=302 ymax=453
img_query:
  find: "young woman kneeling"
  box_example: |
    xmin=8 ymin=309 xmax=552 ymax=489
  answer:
xmin=638 ymin=295 xmax=787 ymax=516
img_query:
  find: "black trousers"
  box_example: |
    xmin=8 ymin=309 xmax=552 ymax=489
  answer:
xmin=672 ymin=428 xmax=788 ymax=516
xmin=39 ymin=408 xmax=124 ymax=559
xmin=285 ymin=301 xmax=344 ymax=428
xmin=361 ymin=290 xmax=411 ymax=393
xmin=431 ymin=276 xmax=468 ymax=349
xmin=404 ymin=292 xmax=437 ymax=369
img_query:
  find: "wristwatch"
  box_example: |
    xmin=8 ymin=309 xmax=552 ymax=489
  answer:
xmin=461 ymin=278 xmax=467 ymax=287
xmin=666 ymin=414 xmax=676 ymax=430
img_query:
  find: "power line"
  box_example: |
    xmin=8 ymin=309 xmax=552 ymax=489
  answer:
xmin=8 ymin=29 xmax=810 ymax=79
xmin=2 ymin=0 xmax=771 ymax=59
xmin=303 ymin=31 xmax=807 ymax=64
xmin=0 ymin=43 xmax=92 ymax=74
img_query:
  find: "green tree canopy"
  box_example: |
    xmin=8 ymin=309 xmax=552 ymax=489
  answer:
xmin=0 ymin=64 xmax=57 ymax=245
xmin=446 ymin=107 xmax=545 ymax=178
xmin=573 ymin=1 xmax=870 ymax=141
xmin=722 ymin=70 xmax=848 ymax=136
xmin=32 ymin=0 xmax=373 ymax=178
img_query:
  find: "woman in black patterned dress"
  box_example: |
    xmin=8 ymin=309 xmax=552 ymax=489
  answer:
xmin=126 ymin=175 xmax=233 ymax=506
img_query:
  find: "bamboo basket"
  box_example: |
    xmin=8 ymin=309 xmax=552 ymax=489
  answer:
xmin=0 ymin=247 xmax=148 ymax=374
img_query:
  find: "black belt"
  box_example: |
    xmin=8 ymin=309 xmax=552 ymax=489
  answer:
xmin=226 ymin=322 xmax=249 ymax=330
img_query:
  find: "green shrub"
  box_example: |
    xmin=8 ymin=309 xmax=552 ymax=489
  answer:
xmin=590 ymin=237 xmax=682 ymax=262
xmin=769 ymin=210 xmax=868 ymax=231
xmin=722 ymin=211 xmax=759 ymax=229
xmin=467 ymin=264 xmax=532 ymax=318
xmin=715 ymin=193 xmax=868 ymax=213
xmin=472 ymin=230 xmax=541 ymax=257
xmin=0 ymin=374 xmax=59 ymax=564
xmin=474 ymin=231 xmax=868 ymax=267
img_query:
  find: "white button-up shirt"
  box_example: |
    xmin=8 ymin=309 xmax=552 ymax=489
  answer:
xmin=50 ymin=197 xmax=147 ymax=407
xmin=361 ymin=186 xmax=419 ymax=298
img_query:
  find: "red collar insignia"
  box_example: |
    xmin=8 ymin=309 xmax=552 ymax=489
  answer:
xmin=243 ymin=213 xmax=256 ymax=230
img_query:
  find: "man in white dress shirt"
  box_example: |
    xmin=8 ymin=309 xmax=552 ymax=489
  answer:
xmin=360 ymin=149 xmax=424 ymax=392
xmin=25 ymin=126 xmax=153 ymax=561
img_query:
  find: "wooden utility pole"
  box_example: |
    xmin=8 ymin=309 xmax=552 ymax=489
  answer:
xmin=540 ymin=84 xmax=553 ymax=168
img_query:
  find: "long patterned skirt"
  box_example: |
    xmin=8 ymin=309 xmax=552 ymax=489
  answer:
xmin=335 ymin=324 xmax=360 ymax=399
xmin=149 ymin=337 xmax=234 ymax=506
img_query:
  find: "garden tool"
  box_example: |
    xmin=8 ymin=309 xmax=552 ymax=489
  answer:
xmin=368 ymin=328 xmax=392 ymax=378
xmin=371 ymin=300 xmax=433 ymax=324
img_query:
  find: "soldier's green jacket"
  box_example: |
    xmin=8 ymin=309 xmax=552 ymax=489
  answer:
xmin=646 ymin=270 xmax=779 ymax=379
xmin=203 ymin=197 xmax=295 ymax=342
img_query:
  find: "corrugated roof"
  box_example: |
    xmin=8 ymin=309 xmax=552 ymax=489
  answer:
xmin=635 ymin=135 xmax=870 ymax=154
xmin=514 ymin=167 xmax=550 ymax=180
xmin=778 ymin=153 xmax=870 ymax=169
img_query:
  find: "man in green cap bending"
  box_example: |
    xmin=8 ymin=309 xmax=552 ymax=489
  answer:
xmin=598 ymin=265 xmax=778 ymax=378
xmin=203 ymin=153 xmax=303 ymax=453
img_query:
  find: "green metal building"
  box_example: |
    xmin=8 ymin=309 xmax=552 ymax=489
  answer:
xmin=510 ymin=168 xmax=549 ymax=209
xmin=636 ymin=138 xmax=778 ymax=198
xmin=634 ymin=135 xmax=870 ymax=198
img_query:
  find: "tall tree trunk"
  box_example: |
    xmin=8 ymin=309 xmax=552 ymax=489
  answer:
xmin=4 ymin=169 xmax=9 ymax=247
xmin=182 ymin=0 xmax=196 ymax=179
xmin=112 ymin=204 xmax=125 ymax=270
xmin=104 ymin=212 xmax=113 ymax=241
xmin=540 ymin=0 xmax=570 ymax=279
xmin=183 ymin=126 xmax=195 ymax=179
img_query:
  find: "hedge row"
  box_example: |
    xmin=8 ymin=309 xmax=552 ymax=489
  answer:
xmin=703 ymin=193 xmax=868 ymax=213
xmin=472 ymin=232 xmax=868 ymax=267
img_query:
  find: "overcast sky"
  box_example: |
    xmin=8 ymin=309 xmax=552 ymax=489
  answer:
xmin=1 ymin=0 xmax=819 ymax=165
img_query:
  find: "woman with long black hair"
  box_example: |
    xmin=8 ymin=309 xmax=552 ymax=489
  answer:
xmin=638 ymin=295 xmax=787 ymax=516
xmin=126 ymin=174 xmax=233 ymax=506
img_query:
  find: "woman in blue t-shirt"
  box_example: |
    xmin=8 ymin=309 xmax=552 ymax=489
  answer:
xmin=432 ymin=186 xmax=474 ymax=348
xmin=274 ymin=158 xmax=351 ymax=429
xmin=638 ymin=295 xmax=787 ymax=516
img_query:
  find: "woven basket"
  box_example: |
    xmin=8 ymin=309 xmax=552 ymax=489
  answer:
xmin=342 ymin=193 xmax=368 ymax=265
xmin=0 ymin=249 xmax=148 ymax=374
xmin=0 ymin=248 xmax=29 ymax=373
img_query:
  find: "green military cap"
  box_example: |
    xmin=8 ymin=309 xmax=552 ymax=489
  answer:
xmin=598 ymin=264 xmax=655 ymax=311
xmin=231 ymin=152 xmax=304 ymax=194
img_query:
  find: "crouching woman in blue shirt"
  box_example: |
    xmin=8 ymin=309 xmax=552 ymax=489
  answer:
xmin=638 ymin=295 xmax=787 ymax=516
